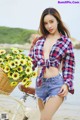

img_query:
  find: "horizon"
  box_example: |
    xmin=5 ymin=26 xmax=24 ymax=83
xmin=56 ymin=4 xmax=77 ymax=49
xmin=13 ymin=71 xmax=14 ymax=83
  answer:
xmin=0 ymin=0 xmax=80 ymax=40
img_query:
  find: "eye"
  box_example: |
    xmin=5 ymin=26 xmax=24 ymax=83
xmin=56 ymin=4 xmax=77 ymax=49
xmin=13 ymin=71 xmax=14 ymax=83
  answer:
xmin=44 ymin=22 xmax=47 ymax=25
xmin=50 ymin=20 xmax=54 ymax=23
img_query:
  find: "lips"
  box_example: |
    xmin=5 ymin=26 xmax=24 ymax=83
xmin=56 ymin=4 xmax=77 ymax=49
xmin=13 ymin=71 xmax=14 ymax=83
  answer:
xmin=48 ymin=29 xmax=53 ymax=32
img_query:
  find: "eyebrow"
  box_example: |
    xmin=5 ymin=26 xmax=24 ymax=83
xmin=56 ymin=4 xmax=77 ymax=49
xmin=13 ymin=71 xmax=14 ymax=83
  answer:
xmin=44 ymin=19 xmax=54 ymax=23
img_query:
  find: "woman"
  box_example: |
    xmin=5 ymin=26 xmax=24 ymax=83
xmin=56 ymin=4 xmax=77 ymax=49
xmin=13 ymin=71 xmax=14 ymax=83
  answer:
xmin=19 ymin=8 xmax=75 ymax=120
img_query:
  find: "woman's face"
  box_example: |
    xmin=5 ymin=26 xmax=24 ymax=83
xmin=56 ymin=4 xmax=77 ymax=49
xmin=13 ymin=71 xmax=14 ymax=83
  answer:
xmin=43 ymin=14 xmax=58 ymax=34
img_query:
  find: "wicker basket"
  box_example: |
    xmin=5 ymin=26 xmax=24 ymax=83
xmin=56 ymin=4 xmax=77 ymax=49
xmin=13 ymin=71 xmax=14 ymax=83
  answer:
xmin=0 ymin=68 xmax=17 ymax=95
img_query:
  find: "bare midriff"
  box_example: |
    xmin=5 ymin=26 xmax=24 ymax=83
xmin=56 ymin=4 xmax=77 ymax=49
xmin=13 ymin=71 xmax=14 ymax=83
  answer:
xmin=37 ymin=66 xmax=59 ymax=78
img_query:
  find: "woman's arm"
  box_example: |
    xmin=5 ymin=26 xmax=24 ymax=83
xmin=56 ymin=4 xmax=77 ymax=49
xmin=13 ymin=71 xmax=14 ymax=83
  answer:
xmin=28 ymin=44 xmax=37 ymax=70
xmin=62 ymin=39 xmax=75 ymax=94
xmin=18 ymin=84 xmax=35 ymax=95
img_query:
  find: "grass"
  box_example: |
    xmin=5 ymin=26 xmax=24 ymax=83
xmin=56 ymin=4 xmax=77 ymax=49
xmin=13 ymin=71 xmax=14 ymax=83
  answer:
xmin=0 ymin=26 xmax=80 ymax=49
xmin=0 ymin=26 xmax=38 ymax=44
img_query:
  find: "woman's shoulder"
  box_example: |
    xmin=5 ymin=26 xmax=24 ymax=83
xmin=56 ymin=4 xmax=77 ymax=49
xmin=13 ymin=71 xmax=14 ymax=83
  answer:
xmin=30 ymin=35 xmax=44 ymax=49
xmin=36 ymin=36 xmax=45 ymax=44
xmin=62 ymin=36 xmax=74 ymax=51
xmin=61 ymin=35 xmax=72 ymax=44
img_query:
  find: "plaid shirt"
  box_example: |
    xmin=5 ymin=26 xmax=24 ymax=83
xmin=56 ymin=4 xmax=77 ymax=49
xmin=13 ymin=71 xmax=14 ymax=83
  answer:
xmin=29 ymin=35 xmax=75 ymax=94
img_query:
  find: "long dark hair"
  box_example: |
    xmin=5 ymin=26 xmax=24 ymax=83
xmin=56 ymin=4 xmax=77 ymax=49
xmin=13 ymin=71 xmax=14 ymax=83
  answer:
xmin=39 ymin=7 xmax=70 ymax=37
xmin=30 ymin=7 xmax=70 ymax=50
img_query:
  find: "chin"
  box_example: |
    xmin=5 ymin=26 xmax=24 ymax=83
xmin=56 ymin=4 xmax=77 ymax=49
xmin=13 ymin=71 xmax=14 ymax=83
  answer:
xmin=50 ymin=32 xmax=55 ymax=35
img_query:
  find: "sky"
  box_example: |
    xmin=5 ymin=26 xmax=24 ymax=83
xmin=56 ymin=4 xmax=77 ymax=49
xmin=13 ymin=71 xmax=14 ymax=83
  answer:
xmin=0 ymin=0 xmax=80 ymax=40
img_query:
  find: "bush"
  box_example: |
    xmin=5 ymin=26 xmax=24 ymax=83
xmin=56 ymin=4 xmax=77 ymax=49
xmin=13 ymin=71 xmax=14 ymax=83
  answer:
xmin=0 ymin=26 xmax=37 ymax=44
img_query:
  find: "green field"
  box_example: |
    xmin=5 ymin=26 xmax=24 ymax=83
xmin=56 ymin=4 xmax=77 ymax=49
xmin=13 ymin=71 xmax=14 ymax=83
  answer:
xmin=0 ymin=26 xmax=80 ymax=49
xmin=0 ymin=26 xmax=37 ymax=44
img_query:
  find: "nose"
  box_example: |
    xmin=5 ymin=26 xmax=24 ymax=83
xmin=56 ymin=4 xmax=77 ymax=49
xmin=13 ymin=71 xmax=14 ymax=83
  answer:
xmin=47 ymin=23 xmax=52 ymax=28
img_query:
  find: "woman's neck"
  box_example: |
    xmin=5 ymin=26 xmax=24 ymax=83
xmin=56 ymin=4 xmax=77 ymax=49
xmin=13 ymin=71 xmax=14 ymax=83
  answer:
xmin=47 ymin=32 xmax=61 ymax=40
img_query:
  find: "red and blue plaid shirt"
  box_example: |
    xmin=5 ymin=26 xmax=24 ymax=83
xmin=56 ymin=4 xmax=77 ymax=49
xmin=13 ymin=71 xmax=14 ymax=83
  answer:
xmin=29 ymin=35 xmax=75 ymax=94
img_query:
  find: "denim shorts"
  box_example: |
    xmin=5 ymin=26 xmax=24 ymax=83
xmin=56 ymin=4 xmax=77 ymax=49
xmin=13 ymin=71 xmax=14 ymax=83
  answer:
xmin=35 ymin=74 xmax=64 ymax=103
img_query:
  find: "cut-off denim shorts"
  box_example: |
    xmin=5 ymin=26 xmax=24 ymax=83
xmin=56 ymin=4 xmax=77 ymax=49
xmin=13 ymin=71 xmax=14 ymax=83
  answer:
xmin=35 ymin=74 xmax=64 ymax=103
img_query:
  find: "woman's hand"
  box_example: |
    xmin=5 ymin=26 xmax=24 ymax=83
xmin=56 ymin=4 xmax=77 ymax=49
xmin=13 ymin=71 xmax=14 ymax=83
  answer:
xmin=58 ymin=84 xmax=69 ymax=97
xmin=18 ymin=84 xmax=35 ymax=95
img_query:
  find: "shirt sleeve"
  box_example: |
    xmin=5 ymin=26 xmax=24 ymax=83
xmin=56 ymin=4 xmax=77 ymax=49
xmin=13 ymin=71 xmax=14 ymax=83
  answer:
xmin=28 ymin=46 xmax=37 ymax=70
xmin=62 ymin=40 xmax=75 ymax=94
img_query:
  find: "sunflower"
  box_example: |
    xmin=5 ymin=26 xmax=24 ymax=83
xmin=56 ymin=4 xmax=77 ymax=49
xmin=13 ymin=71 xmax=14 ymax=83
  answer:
xmin=25 ymin=67 xmax=32 ymax=75
xmin=12 ymin=72 xmax=19 ymax=80
xmin=20 ymin=59 xmax=26 ymax=66
xmin=11 ymin=48 xmax=19 ymax=54
xmin=9 ymin=61 xmax=16 ymax=68
xmin=22 ymin=78 xmax=30 ymax=85
xmin=0 ymin=58 xmax=4 ymax=64
xmin=17 ymin=66 xmax=23 ymax=72
xmin=10 ymin=81 xmax=18 ymax=86
xmin=8 ymin=71 xmax=13 ymax=78
xmin=32 ymin=71 xmax=37 ymax=78
xmin=24 ymin=80 xmax=32 ymax=87
xmin=26 ymin=61 xmax=33 ymax=67
xmin=0 ymin=49 xmax=6 ymax=55
xmin=0 ymin=47 xmax=35 ymax=88
xmin=4 ymin=66 xmax=10 ymax=73
xmin=14 ymin=59 xmax=20 ymax=66
xmin=16 ymin=54 xmax=22 ymax=59
xmin=27 ymin=56 xmax=32 ymax=61
xmin=6 ymin=54 xmax=13 ymax=59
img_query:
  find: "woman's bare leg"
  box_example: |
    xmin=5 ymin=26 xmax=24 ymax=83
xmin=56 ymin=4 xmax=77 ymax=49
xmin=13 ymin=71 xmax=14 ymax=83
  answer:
xmin=38 ymin=98 xmax=45 ymax=112
xmin=40 ymin=95 xmax=64 ymax=120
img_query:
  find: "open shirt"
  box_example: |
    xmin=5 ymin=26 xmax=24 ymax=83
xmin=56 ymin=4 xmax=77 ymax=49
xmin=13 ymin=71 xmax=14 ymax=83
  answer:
xmin=29 ymin=35 xmax=75 ymax=94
